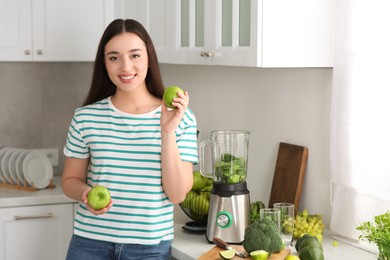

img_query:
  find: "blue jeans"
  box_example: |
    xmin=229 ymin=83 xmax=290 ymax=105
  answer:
xmin=66 ymin=235 xmax=171 ymax=260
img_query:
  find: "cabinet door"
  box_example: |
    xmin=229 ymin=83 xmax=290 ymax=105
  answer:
xmin=0 ymin=204 xmax=74 ymax=260
xmin=171 ymin=0 xmax=260 ymax=66
xmin=32 ymin=0 xmax=107 ymax=61
xmin=113 ymin=0 xmax=172 ymax=63
xmin=262 ymin=0 xmax=334 ymax=67
xmin=0 ymin=0 xmax=33 ymax=61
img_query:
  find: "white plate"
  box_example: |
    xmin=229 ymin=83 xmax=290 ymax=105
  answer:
xmin=0 ymin=148 xmax=9 ymax=182
xmin=15 ymin=150 xmax=29 ymax=184
xmin=1 ymin=148 xmax=15 ymax=183
xmin=8 ymin=149 xmax=23 ymax=184
xmin=23 ymin=151 xmax=53 ymax=189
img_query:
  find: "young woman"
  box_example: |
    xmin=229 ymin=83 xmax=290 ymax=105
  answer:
xmin=62 ymin=19 xmax=198 ymax=260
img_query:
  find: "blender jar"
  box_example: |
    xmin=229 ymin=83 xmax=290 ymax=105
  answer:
xmin=199 ymin=130 xmax=250 ymax=184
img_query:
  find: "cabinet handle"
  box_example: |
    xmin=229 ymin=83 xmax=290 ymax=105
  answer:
xmin=200 ymin=51 xmax=214 ymax=58
xmin=37 ymin=50 xmax=43 ymax=55
xmin=14 ymin=212 xmax=54 ymax=220
xmin=25 ymin=50 xmax=31 ymax=55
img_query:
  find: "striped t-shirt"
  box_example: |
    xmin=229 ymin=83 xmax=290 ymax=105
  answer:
xmin=63 ymin=97 xmax=198 ymax=244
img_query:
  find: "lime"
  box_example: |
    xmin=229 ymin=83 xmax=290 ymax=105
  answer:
xmin=332 ymin=240 xmax=339 ymax=247
xmin=250 ymin=250 xmax=269 ymax=260
xmin=163 ymin=85 xmax=184 ymax=108
xmin=285 ymin=255 xmax=300 ymax=260
xmin=219 ymin=249 xmax=235 ymax=259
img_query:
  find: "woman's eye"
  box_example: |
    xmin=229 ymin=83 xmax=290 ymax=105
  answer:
xmin=132 ymin=54 xmax=140 ymax=59
xmin=108 ymin=56 xmax=118 ymax=61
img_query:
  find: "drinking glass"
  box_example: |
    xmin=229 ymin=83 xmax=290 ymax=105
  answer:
xmin=274 ymin=202 xmax=295 ymax=246
xmin=259 ymin=208 xmax=281 ymax=234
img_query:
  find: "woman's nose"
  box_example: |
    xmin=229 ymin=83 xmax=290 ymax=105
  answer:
xmin=121 ymin=57 xmax=132 ymax=71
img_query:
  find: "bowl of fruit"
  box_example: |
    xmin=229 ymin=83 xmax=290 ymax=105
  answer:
xmin=179 ymin=170 xmax=213 ymax=232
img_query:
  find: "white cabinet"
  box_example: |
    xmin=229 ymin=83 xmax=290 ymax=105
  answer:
xmin=261 ymin=0 xmax=334 ymax=67
xmin=114 ymin=0 xmax=333 ymax=67
xmin=113 ymin=0 xmax=173 ymax=63
xmin=171 ymin=0 xmax=334 ymax=67
xmin=171 ymin=0 xmax=258 ymax=66
xmin=0 ymin=203 xmax=74 ymax=260
xmin=0 ymin=0 xmax=113 ymax=61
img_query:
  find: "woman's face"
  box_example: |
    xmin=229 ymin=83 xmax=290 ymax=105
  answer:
xmin=104 ymin=32 xmax=148 ymax=94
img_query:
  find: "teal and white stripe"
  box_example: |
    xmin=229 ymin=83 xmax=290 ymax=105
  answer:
xmin=64 ymin=97 xmax=198 ymax=244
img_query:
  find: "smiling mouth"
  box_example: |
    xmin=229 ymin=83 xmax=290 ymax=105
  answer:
xmin=120 ymin=75 xmax=136 ymax=80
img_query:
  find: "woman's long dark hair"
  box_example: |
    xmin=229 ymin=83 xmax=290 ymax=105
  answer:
xmin=83 ymin=19 xmax=165 ymax=106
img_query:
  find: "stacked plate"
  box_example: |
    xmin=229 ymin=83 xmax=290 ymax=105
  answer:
xmin=0 ymin=147 xmax=53 ymax=189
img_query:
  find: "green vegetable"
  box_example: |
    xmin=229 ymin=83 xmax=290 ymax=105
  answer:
xmin=295 ymin=235 xmax=324 ymax=260
xmin=297 ymin=237 xmax=322 ymax=253
xmin=356 ymin=211 xmax=390 ymax=260
xmin=295 ymin=234 xmax=312 ymax=252
xmin=242 ymin=217 xmax=284 ymax=254
xmin=299 ymin=246 xmax=324 ymax=260
xmin=215 ymin=153 xmax=247 ymax=184
xmin=250 ymin=201 xmax=265 ymax=223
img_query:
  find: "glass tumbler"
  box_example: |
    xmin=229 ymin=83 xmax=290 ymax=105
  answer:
xmin=274 ymin=202 xmax=295 ymax=246
xmin=259 ymin=208 xmax=281 ymax=234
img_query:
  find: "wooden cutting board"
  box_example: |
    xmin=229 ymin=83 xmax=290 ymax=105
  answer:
xmin=197 ymin=245 xmax=291 ymax=260
xmin=268 ymin=142 xmax=308 ymax=210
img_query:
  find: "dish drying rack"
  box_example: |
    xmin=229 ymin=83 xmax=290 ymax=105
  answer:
xmin=0 ymin=178 xmax=55 ymax=191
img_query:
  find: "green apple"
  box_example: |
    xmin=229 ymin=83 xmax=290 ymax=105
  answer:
xmin=192 ymin=171 xmax=207 ymax=191
xmin=204 ymin=176 xmax=213 ymax=186
xmin=181 ymin=190 xmax=196 ymax=208
xmin=163 ymin=85 xmax=184 ymax=108
xmin=190 ymin=192 xmax=210 ymax=215
xmin=87 ymin=185 xmax=111 ymax=210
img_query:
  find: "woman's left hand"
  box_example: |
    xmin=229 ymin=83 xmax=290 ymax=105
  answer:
xmin=160 ymin=91 xmax=189 ymax=134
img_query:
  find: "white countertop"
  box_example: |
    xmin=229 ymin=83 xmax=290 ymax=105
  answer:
xmin=0 ymin=176 xmax=75 ymax=208
xmin=171 ymin=208 xmax=378 ymax=260
xmin=0 ymin=181 xmax=378 ymax=260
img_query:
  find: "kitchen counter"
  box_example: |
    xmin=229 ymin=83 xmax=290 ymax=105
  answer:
xmin=171 ymin=209 xmax=377 ymax=260
xmin=0 ymin=182 xmax=378 ymax=259
xmin=0 ymin=176 xmax=75 ymax=208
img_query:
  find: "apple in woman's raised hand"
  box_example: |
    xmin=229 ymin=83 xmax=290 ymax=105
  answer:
xmin=163 ymin=85 xmax=184 ymax=108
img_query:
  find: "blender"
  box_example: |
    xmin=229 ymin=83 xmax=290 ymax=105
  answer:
xmin=199 ymin=130 xmax=251 ymax=244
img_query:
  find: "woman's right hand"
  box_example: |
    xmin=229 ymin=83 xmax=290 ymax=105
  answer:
xmin=81 ymin=188 xmax=113 ymax=215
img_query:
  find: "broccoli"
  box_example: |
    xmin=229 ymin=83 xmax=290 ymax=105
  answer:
xmin=243 ymin=217 xmax=284 ymax=254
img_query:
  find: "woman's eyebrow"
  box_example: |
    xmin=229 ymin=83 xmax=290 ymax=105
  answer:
xmin=106 ymin=48 xmax=143 ymax=55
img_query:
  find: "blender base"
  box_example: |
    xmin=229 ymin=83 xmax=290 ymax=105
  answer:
xmin=206 ymin=184 xmax=250 ymax=244
xmin=182 ymin=221 xmax=207 ymax=233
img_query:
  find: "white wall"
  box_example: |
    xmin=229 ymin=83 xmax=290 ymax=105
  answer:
xmin=0 ymin=62 xmax=332 ymax=227
xmin=160 ymin=65 xmax=332 ymax=227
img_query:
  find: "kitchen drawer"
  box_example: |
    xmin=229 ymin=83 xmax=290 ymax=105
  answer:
xmin=0 ymin=203 xmax=74 ymax=260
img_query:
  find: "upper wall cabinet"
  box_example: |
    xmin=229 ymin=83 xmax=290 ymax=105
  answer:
xmin=112 ymin=0 xmax=172 ymax=63
xmin=172 ymin=0 xmax=258 ymax=66
xmin=172 ymin=0 xmax=334 ymax=67
xmin=0 ymin=0 xmax=113 ymax=61
xmin=114 ymin=0 xmax=333 ymax=67
xmin=261 ymin=0 xmax=334 ymax=67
